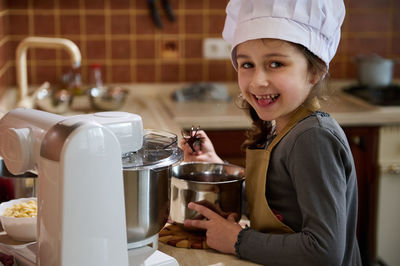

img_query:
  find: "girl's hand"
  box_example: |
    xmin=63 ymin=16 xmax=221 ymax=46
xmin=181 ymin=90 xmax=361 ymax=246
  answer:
xmin=180 ymin=130 xmax=224 ymax=163
xmin=184 ymin=202 xmax=242 ymax=255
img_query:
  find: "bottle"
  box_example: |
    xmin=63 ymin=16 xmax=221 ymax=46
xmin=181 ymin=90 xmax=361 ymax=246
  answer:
xmin=89 ymin=63 xmax=103 ymax=90
xmin=71 ymin=68 xmax=84 ymax=96
xmin=61 ymin=67 xmax=84 ymax=96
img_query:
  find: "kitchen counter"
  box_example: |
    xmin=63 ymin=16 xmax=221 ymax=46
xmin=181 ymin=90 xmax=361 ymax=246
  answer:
xmin=0 ymin=85 xmax=183 ymax=136
xmin=159 ymin=80 xmax=400 ymax=129
xmin=1 ymin=80 xmax=400 ymax=132
xmin=158 ymin=242 xmax=261 ymax=266
xmin=0 ymin=230 xmax=260 ymax=266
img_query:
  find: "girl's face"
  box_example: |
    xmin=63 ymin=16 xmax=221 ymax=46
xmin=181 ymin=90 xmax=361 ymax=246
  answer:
xmin=236 ymin=39 xmax=317 ymax=133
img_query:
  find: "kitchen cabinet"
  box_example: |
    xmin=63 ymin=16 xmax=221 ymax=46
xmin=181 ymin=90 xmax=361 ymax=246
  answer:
xmin=344 ymin=126 xmax=379 ymax=266
xmin=205 ymin=129 xmax=247 ymax=167
xmin=204 ymin=127 xmax=380 ymax=266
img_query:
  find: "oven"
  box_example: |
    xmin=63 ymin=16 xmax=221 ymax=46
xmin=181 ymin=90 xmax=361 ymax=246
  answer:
xmin=375 ymin=125 xmax=400 ymax=266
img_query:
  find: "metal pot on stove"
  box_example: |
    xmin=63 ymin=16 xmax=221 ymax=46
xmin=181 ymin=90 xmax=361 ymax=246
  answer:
xmin=356 ymin=54 xmax=395 ymax=87
xmin=122 ymin=129 xmax=183 ymax=246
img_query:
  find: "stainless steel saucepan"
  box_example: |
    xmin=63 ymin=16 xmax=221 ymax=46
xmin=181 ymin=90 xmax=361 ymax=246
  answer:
xmin=170 ymin=162 xmax=245 ymax=224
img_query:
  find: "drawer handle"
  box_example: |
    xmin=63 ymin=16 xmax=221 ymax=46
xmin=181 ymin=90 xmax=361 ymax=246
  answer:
xmin=350 ymin=135 xmax=364 ymax=150
xmin=382 ymin=164 xmax=400 ymax=175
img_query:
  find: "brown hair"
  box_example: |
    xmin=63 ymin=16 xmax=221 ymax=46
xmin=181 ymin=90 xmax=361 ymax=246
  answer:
xmin=238 ymin=42 xmax=328 ymax=150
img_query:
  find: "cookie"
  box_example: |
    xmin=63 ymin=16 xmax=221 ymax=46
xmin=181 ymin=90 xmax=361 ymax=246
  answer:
xmin=159 ymin=223 xmax=208 ymax=249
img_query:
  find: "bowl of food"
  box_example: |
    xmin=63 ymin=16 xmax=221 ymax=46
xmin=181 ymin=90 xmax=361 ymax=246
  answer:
xmin=169 ymin=162 xmax=245 ymax=224
xmin=0 ymin=197 xmax=37 ymax=242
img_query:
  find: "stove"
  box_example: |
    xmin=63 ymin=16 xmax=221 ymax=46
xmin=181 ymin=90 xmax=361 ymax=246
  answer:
xmin=343 ymin=84 xmax=400 ymax=106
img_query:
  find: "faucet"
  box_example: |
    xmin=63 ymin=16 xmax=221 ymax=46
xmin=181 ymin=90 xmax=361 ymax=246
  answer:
xmin=16 ymin=36 xmax=82 ymax=108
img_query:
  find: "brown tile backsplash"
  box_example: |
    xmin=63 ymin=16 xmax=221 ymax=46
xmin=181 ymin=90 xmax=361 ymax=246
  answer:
xmin=8 ymin=14 xmax=29 ymax=35
xmin=136 ymin=39 xmax=155 ymax=59
xmin=58 ymin=0 xmax=80 ymax=10
xmin=111 ymin=39 xmax=131 ymax=59
xmin=184 ymin=14 xmax=203 ymax=34
xmin=33 ymin=14 xmax=56 ymax=35
xmin=0 ymin=0 xmax=399 ymax=97
xmin=347 ymin=36 xmax=389 ymax=56
xmin=184 ymin=62 xmax=204 ymax=82
xmin=85 ymin=0 xmax=105 ymax=10
xmin=161 ymin=63 xmax=180 ymax=82
xmin=136 ymin=63 xmax=156 ymax=83
xmin=111 ymin=64 xmax=131 ymax=83
xmin=184 ymin=39 xmax=202 ymax=59
xmin=136 ymin=13 xmax=156 ymax=35
xmin=208 ymin=60 xmax=229 ymax=82
xmin=7 ymin=0 xmax=28 ymax=10
xmin=111 ymin=14 xmax=131 ymax=35
xmin=208 ymin=14 xmax=226 ymax=35
xmin=347 ymin=0 xmax=392 ymax=9
xmin=109 ymin=0 xmax=132 ymax=10
xmin=347 ymin=11 xmax=391 ymax=33
xmin=86 ymin=39 xmax=106 ymax=60
xmin=86 ymin=14 xmax=106 ymax=35
xmin=32 ymin=0 xmax=54 ymax=10
xmin=60 ymin=15 xmax=81 ymax=35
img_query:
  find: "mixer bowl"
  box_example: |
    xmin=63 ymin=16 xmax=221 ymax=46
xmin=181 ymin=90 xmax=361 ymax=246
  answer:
xmin=123 ymin=165 xmax=172 ymax=243
xmin=122 ymin=129 xmax=183 ymax=244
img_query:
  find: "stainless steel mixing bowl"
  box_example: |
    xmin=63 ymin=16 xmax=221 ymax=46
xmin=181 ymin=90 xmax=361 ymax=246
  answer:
xmin=170 ymin=162 xmax=245 ymax=224
xmin=122 ymin=129 xmax=182 ymax=244
xmin=89 ymin=86 xmax=128 ymax=111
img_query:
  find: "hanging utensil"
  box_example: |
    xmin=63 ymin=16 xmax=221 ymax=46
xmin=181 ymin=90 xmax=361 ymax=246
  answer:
xmin=148 ymin=0 xmax=176 ymax=28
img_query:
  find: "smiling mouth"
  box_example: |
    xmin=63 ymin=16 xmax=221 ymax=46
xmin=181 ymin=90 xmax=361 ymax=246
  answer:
xmin=254 ymin=94 xmax=280 ymax=104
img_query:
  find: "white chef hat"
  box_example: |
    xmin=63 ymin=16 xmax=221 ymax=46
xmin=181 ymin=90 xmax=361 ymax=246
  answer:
xmin=222 ymin=0 xmax=345 ymax=70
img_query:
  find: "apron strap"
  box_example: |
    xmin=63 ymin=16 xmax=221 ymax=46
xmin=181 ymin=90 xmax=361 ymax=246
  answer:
xmin=245 ymin=98 xmax=320 ymax=233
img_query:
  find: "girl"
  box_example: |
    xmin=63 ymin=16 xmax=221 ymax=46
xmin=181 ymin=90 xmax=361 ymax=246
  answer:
xmin=181 ymin=0 xmax=362 ymax=265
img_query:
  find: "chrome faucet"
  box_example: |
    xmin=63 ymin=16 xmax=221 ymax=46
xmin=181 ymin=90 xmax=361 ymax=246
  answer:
xmin=16 ymin=37 xmax=81 ymax=108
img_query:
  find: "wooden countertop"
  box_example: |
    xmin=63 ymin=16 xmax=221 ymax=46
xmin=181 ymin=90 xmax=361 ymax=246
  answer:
xmin=2 ymin=80 xmax=400 ymax=132
xmin=0 ymin=86 xmax=182 ymax=136
xmin=0 ymin=230 xmax=260 ymax=266
xmin=158 ymin=242 xmax=261 ymax=266
xmin=160 ymin=82 xmax=400 ymax=129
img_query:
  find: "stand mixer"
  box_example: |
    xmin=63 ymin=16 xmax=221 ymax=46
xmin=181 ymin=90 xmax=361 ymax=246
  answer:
xmin=0 ymin=108 xmax=180 ymax=266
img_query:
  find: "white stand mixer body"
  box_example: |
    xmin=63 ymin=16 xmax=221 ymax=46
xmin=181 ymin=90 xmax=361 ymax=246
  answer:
xmin=0 ymin=108 xmax=144 ymax=266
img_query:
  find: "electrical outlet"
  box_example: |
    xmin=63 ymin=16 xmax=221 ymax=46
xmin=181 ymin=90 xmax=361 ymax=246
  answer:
xmin=161 ymin=39 xmax=179 ymax=59
xmin=203 ymin=38 xmax=232 ymax=59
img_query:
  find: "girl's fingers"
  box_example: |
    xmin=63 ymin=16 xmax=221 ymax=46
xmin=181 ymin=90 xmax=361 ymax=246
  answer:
xmin=183 ymin=219 xmax=208 ymax=229
xmin=227 ymin=212 xmax=238 ymax=222
xmin=187 ymin=202 xmax=219 ymax=220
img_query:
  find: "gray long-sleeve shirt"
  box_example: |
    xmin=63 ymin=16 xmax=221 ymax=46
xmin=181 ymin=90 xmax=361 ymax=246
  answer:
xmin=237 ymin=111 xmax=361 ymax=266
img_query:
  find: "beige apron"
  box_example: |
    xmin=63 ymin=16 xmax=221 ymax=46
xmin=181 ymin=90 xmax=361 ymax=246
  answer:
xmin=245 ymin=99 xmax=320 ymax=233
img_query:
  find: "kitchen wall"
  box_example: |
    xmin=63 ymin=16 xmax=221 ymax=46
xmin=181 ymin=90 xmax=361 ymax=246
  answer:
xmin=0 ymin=0 xmax=399 ymax=95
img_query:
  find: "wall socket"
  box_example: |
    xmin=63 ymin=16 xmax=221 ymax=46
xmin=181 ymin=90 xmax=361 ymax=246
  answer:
xmin=161 ymin=39 xmax=179 ymax=59
xmin=203 ymin=38 xmax=232 ymax=59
